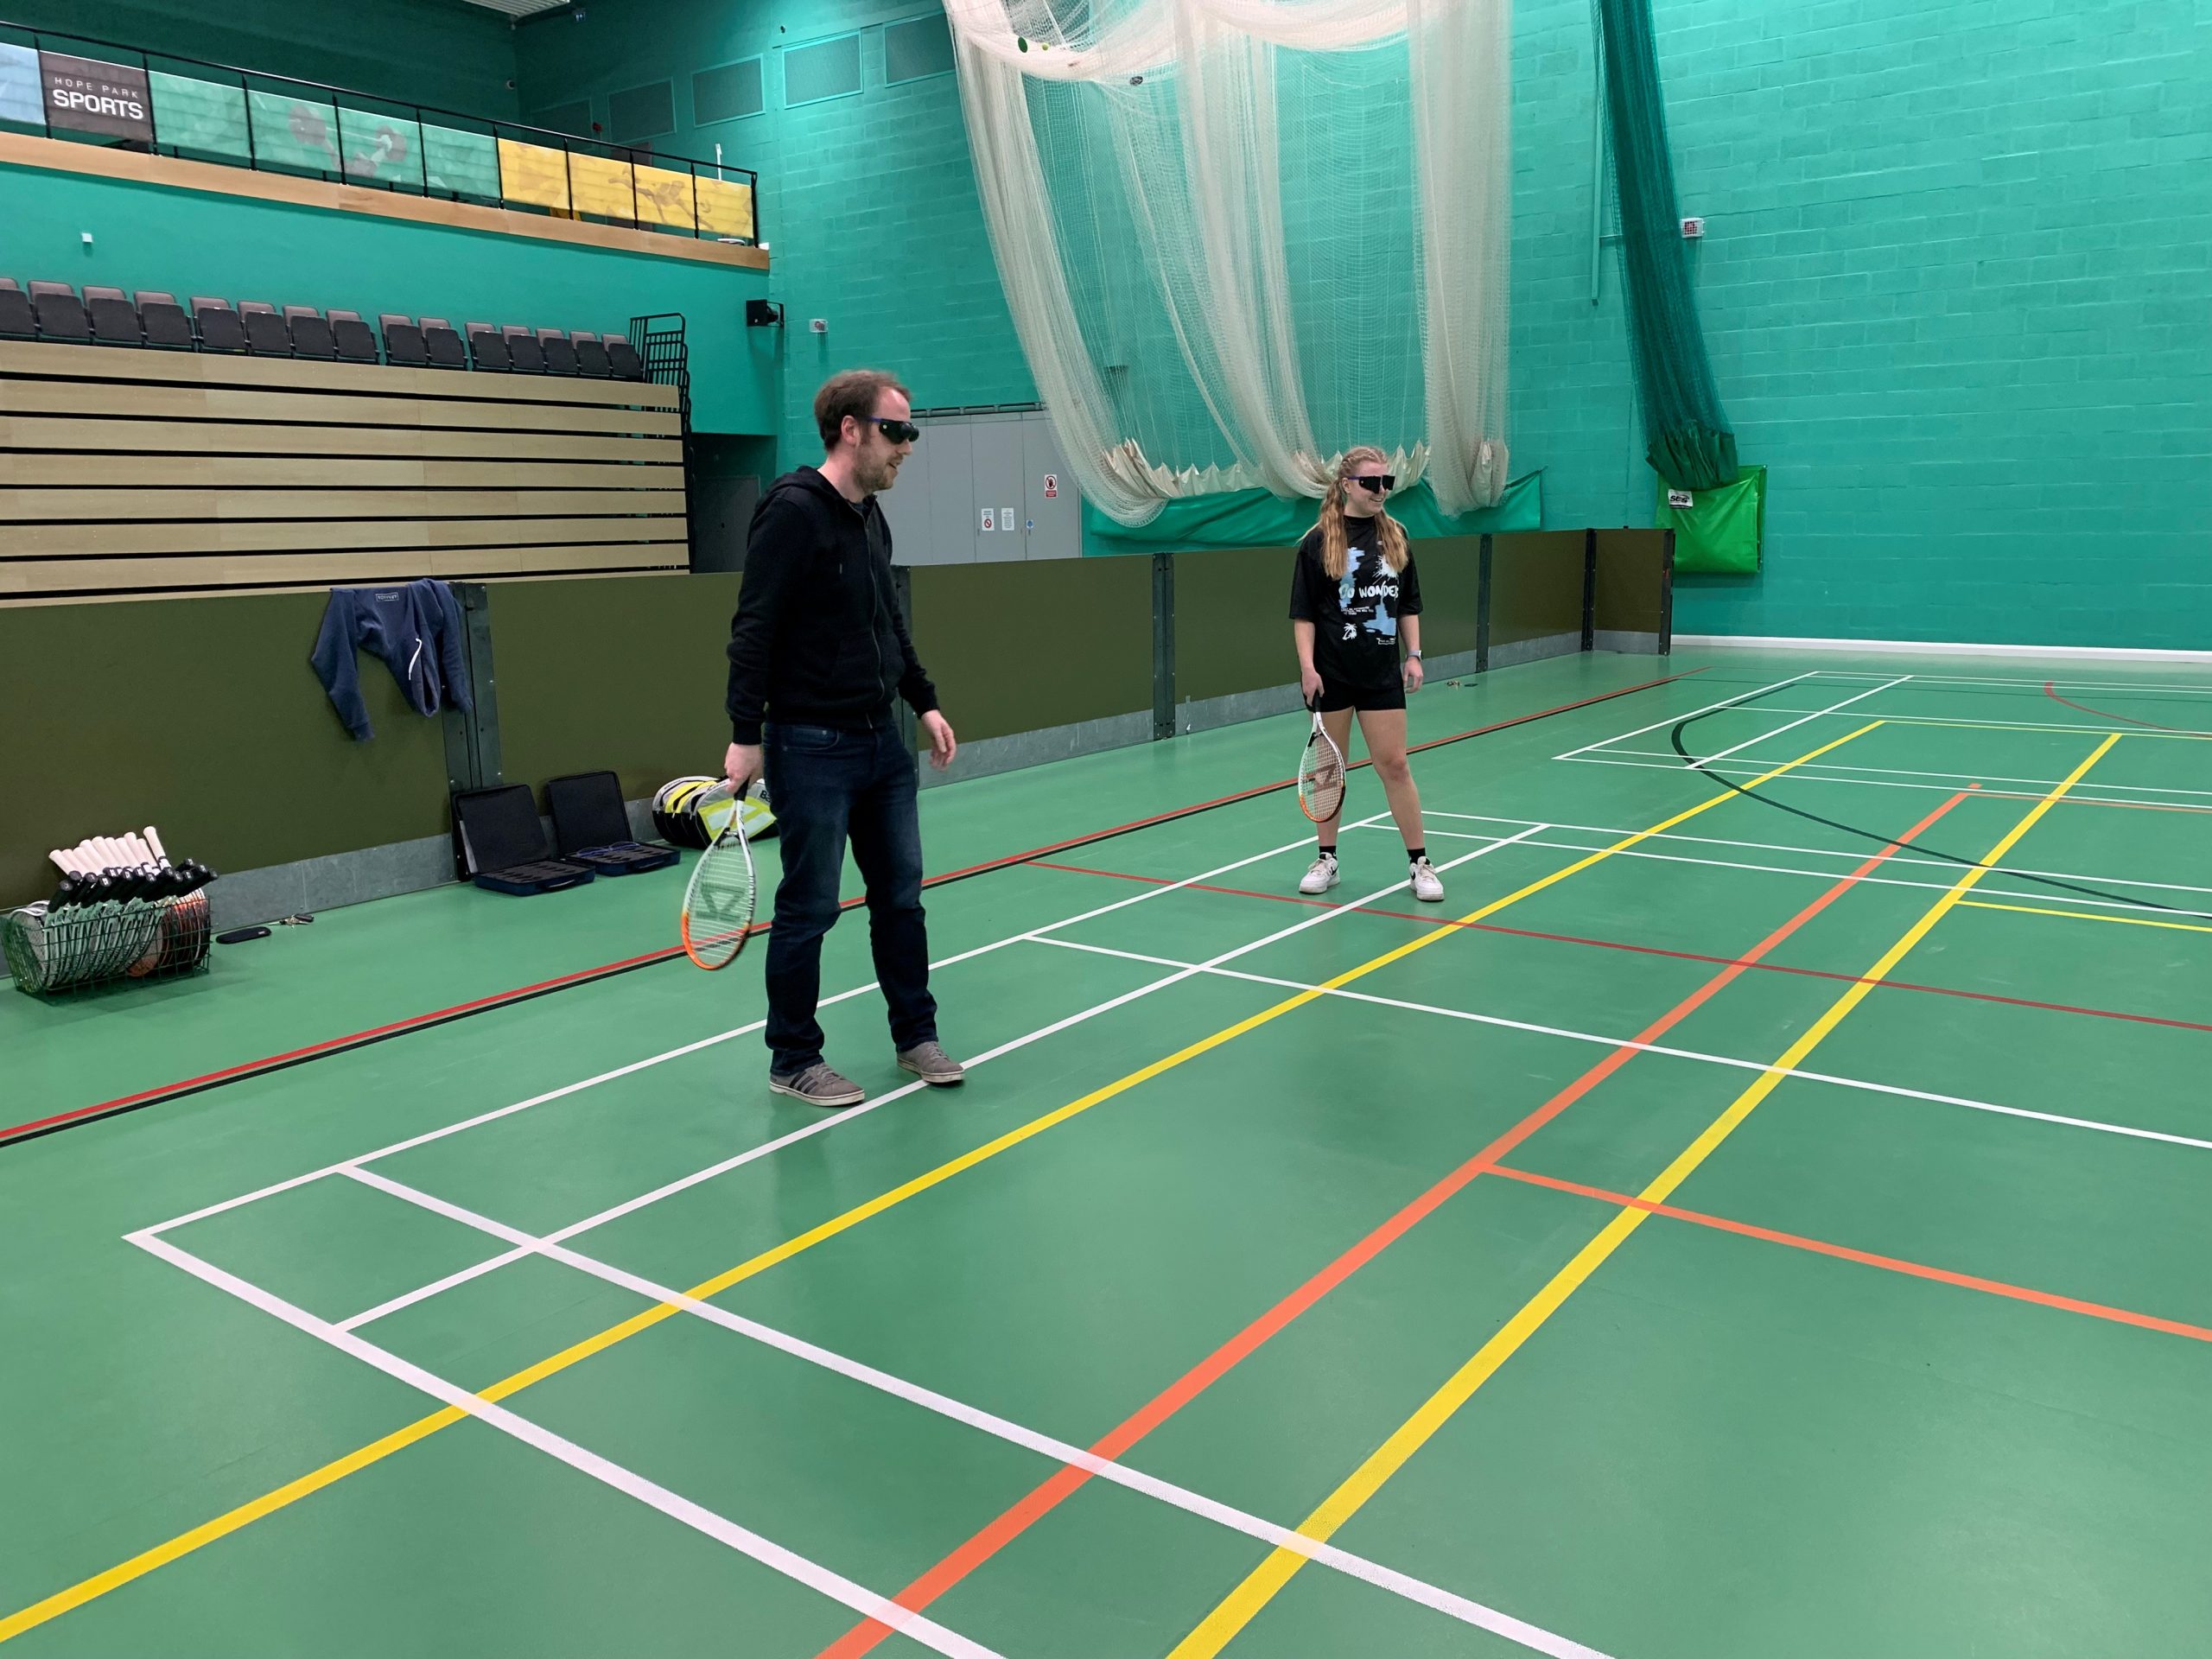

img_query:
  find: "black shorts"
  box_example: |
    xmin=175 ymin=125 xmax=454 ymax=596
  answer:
xmin=1315 ymin=677 xmax=1406 ymax=714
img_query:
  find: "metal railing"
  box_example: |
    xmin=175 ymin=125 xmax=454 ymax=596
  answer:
xmin=0 ymin=20 xmax=762 ymax=249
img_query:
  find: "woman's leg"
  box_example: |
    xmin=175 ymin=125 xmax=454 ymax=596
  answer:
xmin=1355 ymin=707 xmax=1425 ymax=850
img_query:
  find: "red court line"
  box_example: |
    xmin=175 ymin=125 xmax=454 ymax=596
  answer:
xmin=1487 ymin=1163 xmax=2212 ymax=1345
xmin=1028 ymin=861 xmax=2212 ymax=1036
xmin=812 ymin=795 xmax=1965 ymax=1658
xmin=2044 ymin=680 xmax=2212 ymax=737
xmin=3 ymin=669 xmax=1703 ymax=1148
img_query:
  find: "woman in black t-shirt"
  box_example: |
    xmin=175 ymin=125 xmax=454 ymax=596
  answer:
xmin=1287 ymin=447 xmax=1442 ymax=902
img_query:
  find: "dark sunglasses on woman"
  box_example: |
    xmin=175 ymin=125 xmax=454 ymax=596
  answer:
xmin=1350 ymin=474 xmax=1395 ymax=493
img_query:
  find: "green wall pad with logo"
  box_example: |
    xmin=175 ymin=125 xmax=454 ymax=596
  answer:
xmin=1658 ymin=465 xmax=1765 ymax=575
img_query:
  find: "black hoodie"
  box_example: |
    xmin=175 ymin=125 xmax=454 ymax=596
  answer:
xmin=725 ymin=467 xmax=939 ymax=745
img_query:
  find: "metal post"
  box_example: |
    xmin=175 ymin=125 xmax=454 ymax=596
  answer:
xmin=1151 ymin=551 xmax=1176 ymax=740
xmin=892 ymin=565 xmax=918 ymax=756
xmin=1476 ymin=532 xmax=1492 ymax=676
xmin=1581 ymin=528 xmax=1598 ymax=652
xmin=1659 ymin=527 xmax=1675 ymax=656
xmin=458 ymin=582 xmax=502 ymax=787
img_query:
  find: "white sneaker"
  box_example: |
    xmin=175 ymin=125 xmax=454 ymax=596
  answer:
xmin=1410 ymin=856 xmax=1444 ymax=903
xmin=1299 ymin=853 xmax=1339 ymax=895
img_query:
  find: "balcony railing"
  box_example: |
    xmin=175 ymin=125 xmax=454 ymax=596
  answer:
xmin=0 ymin=22 xmax=760 ymax=248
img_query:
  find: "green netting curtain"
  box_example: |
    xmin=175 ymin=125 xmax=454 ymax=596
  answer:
xmin=1597 ymin=0 xmax=1738 ymax=492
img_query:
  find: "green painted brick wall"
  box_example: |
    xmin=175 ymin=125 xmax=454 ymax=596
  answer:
xmin=12 ymin=0 xmax=2206 ymax=644
xmin=1517 ymin=0 xmax=2212 ymax=647
xmin=512 ymin=0 xmax=1035 ymax=473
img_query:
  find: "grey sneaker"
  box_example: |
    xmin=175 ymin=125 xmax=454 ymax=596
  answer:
xmin=897 ymin=1041 xmax=966 ymax=1086
xmin=769 ymin=1063 xmax=865 ymax=1108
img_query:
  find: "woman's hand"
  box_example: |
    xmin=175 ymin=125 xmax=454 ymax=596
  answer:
xmin=1300 ymin=663 xmax=1324 ymax=705
xmin=1402 ymin=655 xmax=1426 ymax=693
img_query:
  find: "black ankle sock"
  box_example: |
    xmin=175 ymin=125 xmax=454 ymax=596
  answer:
xmin=1408 ymin=846 xmax=1427 ymax=862
xmin=1319 ymin=844 xmax=1337 ymax=859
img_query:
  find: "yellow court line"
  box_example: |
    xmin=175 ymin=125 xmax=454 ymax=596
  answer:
xmin=1166 ymin=732 xmax=2120 ymax=1659
xmin=1956 ymin=898 xmax=2212 ymax=937
xmin=0 ymin=723 xmax=1887 ymax=1648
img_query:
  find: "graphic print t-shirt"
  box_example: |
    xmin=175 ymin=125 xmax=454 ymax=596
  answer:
xmin=1287 ymin=517 xmax=1423 ymax=691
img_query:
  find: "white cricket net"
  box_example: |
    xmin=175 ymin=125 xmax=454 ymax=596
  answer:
xmin=944 ymin=0 xmax=1510 ymax=525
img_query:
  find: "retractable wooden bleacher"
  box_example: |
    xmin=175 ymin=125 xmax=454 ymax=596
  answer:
xmin=0 ymin=338 xmax=687 ymax=604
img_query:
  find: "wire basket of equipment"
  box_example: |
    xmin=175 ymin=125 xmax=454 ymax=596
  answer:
xmin=4 ymin=829 xmax=218 ymax=996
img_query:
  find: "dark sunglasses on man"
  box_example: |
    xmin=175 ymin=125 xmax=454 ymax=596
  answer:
xmin=867 ymin=417 xmax=922 ymax=444
xmin=1349 ymin=474 xmax=1395 ymax=493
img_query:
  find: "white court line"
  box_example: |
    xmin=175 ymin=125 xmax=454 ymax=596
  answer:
xmin=340 ymin=1166 xmax=1611 ymax=1659
xmin=1421 ymin=810 xmax=2212 ymax=899
xmin=125 ymin=1230 xmax=1007 ymax=1659
xmin=1358 ymin=824 xmax=2212 ymax=922
xmin=1810 ymin=671 xmax=2212 ymax=696
xmin=1560 ymin=753 xmax=2212 ymax=813
xmin=324 ymin=826 xmax=1547 ymax=1332
xmin=1726 ymin=706 xmax=2212 ymax=741
xmin=1687 ymin=675 xmax=1911 ymax=768
xmin=1552 ymin=670 xmax=1821 ymax=761
xmin=1598 ymin=747 xmax=2212 ymax=802
xmin=1026 ymin=937 xmax=2212 ymax=1154
xmin=143 ymin=819 xmax=1384 ymax=1240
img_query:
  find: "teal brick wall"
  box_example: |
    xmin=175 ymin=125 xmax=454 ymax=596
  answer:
xmin=513 ymin=0 xmax=1034 ymax=463
xmin=22 ymin=0 xmax=2203 ymax=644
xmin=1517 ymin=0 xmax=2212 ymax=647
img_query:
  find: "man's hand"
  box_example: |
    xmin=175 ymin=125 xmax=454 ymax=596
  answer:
xmin=725 ymin=741 xmax=763 ymax=796
xmin=919 ymin=710 xmax=957 ymax=772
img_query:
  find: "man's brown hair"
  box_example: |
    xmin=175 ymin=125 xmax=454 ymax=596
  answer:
xmin=815 ymin=369 xmax=912 ymax=451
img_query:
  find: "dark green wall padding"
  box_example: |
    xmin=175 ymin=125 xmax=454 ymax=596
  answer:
xmin=1595 ymin=530 xmax=1671 ymax=634
xmin=1492 ymin=532 xmax=1589 ymax=650
xmin=493 ymin=574 xmax=741 ymax=810
xmin=909 ymin=559 xmax=1153 ymax=745
xmin=1173 ymin=537 xmax=1488 ymax=705
xmin=0 ymin=593 xmax=452 ymax=908
xmin=1 ymin=539 xmax=1669 ymax=910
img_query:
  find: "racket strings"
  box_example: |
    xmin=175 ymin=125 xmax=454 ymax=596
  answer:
xmin=1300 ymin=728 xmax=1346 ymax=823
xmin=682 ymin=823 xmax=757 ymax=967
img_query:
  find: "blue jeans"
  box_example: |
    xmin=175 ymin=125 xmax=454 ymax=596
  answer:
xmin=761 ymin=720 xmax=937 ymax=1074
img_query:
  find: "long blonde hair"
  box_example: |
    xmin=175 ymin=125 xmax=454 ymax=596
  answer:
xmin=1318 ymin=447 xmax=1408 ymax=579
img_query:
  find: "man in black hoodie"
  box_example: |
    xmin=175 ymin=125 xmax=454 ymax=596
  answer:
xmin=724 ymin=370 xmax=963 ymax=1107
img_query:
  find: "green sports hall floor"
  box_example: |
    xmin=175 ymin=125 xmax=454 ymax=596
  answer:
xmin=5 ymin=645 xmax=2211 ymax=1659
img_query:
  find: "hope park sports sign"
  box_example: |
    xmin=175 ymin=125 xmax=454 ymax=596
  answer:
xmin=41 ymin=52 xmax=153 ymax=142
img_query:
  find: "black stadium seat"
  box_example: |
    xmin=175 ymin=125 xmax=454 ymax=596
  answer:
xmin=136 ymin=290 xmax=194 ymax=349
xmin=0 ymin=280 xmax=35 ymax=340
xmin=192 ymin=296 xmax=246 ymax=353
xmin=501 ymin=324 xmax=545 ymax=373
xmin=421 ymin=317 xmax=467 ymax=369
xmin=607 ymin=334 xmax=645 ymax=380
xmin=379 ymin=313 xmax=428 ymax=366
xmin=330 ymin=308 xmax=379 ymax=363
xmin=573 ymin=332 xmax=612 ymax=378
xmin=284 ymin=305 xmax=337 ymax=359
xmin=536 ymin=327 xmax=578 ymax=375
xmin=466 ymin=324 xmax=511 ymax=371
xmin=29 ymin=281 xmax=90 ymax=341
xmin=84 ymin=285 xmax=142 ymax=346
xmin=240 ymin=302 xmax=292 ymax=356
